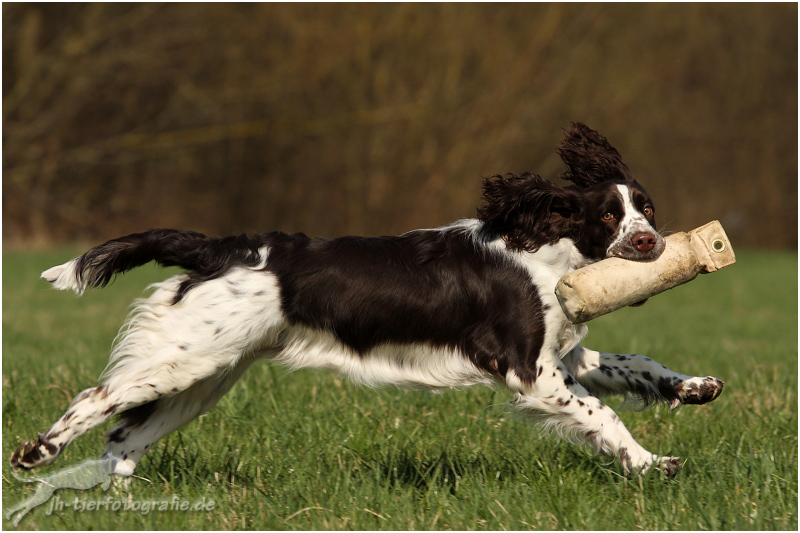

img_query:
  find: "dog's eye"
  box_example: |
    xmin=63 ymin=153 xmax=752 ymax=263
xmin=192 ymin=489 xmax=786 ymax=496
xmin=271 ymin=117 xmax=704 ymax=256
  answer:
xmin=643 ymin=206 xmax=654 ymax=217
xmin=602 ymin=212 xmax=616 ymax=222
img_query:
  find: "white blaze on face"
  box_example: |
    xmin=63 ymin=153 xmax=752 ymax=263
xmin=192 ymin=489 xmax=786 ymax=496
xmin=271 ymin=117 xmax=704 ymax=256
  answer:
xmin=607 ymin=183 xmax=660 ymax=257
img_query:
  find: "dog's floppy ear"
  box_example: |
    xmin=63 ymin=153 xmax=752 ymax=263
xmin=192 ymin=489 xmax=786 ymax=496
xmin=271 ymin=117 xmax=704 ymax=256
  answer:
xmin=558 ymin=122 xmax=633 ymax=188
xmin=477 ymin=173 xmax=581 ymax=252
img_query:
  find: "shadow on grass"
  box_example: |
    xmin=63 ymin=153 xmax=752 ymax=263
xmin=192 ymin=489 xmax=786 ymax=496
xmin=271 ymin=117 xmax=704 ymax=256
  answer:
xmin=351 ymin=446 xmax=547 ymax=494
xmin=130 ymin=426 xmax=638 ymax=495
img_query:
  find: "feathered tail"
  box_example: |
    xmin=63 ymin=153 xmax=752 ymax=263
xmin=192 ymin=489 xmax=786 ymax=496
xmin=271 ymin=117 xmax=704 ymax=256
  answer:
xmin=42 ymin=229 xmax=269 ymax=298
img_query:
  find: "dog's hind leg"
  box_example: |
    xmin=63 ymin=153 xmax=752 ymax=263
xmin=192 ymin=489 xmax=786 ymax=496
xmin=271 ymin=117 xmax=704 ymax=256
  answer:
xmin=10 ymin=343 xmax=265 ymax=472
xmin=11 ymin=269 xmax=285 ymax=471
xmin=10 ymin=383 xmax=117 ymax=470
xmin=9 ymin=354 xmax=235 ymax=471
xmin=10 ymin=345 xmax=265 ymax=472
xmin=102 ymin=355 xmax=258 ymax=476
xmin=10 ymin=381 xmax=159 ymax=470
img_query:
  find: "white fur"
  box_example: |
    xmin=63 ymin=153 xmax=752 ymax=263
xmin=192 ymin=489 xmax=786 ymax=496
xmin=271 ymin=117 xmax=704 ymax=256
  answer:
xmin=41 ymin=258 xmax=84 ymax=294
xmin=275 ymin=326 xmax=497 ymax=390
xmin=103 ymin=266 xmax=284 ymax=390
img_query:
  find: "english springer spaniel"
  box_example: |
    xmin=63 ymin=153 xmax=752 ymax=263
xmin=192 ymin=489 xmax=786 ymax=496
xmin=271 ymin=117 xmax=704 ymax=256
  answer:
xmin=11 ymin=123 xmax=723 ymax=478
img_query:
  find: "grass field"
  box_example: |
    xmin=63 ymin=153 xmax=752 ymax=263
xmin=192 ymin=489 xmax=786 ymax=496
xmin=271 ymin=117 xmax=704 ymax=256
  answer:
xmin=3 ymin=249 xmax=797 ymax=530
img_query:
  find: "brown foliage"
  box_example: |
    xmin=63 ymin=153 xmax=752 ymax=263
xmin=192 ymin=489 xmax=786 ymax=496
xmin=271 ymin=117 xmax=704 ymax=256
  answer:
xmin=3 ymin=3 xmax=797 ymax=247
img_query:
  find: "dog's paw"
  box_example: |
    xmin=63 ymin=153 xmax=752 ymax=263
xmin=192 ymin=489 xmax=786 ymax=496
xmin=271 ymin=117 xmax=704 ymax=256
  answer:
xmin=653 ymin=456 xmax=683 ymax=477
xmin=10 ymin=434 xmax=58 ymax=470
xmin=621 ymin=451 xmax=682 ymax=477
xmin=669 ymin=376 xmax=724 ymax=411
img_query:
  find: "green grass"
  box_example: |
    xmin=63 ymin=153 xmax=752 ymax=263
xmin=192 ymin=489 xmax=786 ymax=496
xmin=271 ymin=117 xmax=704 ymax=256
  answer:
xmin=3 ymin=249 xmax=797 ymax=530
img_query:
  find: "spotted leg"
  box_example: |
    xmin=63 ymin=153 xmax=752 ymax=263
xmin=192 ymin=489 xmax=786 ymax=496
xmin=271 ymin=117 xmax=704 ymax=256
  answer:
xmin=509 ymin=352 xmax=682 ymax=476
xmin=562 ymin=345 xmax=724 ymax=410
xmin=8 ymin=352 xmax=245 ymax=471
xmin=10 ymin=380 xmax=170 ymax=471
xmin=103 ymin=356 xmax=257 ymax=475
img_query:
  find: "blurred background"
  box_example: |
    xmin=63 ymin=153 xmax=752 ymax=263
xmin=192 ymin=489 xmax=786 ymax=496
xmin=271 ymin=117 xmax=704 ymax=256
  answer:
xmin=3 ymin=3 xmax=797 ymax=248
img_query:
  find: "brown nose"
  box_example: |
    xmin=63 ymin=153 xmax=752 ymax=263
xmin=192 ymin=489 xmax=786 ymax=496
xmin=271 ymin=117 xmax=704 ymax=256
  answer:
xmin=632 ymin=233 xmax=657 ymax=252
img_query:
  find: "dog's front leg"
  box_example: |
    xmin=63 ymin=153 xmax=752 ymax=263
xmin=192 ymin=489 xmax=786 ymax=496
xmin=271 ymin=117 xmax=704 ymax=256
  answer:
xmin=562 ymin=346 xmax=724 ymax=410
xmin=508 ymin=352 xmax=682 ymax=476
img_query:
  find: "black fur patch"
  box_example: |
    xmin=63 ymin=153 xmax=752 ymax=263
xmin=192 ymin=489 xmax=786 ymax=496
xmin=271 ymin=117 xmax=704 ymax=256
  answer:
xmin=264 ymin=228 xmax=547 ymax=382
xmin=107 ymin=428 xmax=127 ymax=443
xmin=477 ymin=173 xmax=582 ymax=253
xmin=116 ymin=399 xmax=160 ymax=430
xmin=558 ymin=122 xmax=633 ymax=187
xmin=102 ymin=403 xmax=120 ymax=416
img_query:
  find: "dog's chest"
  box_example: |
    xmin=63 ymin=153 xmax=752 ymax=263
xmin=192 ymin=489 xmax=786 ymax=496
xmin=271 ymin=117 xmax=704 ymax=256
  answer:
xmin=512 ymin=249 xmax=588 ymax=357
xmin=537 ymin=288 xmax=588 ymax=356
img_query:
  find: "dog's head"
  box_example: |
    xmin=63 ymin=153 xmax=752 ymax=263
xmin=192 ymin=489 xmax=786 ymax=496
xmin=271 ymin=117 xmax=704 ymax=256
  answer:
xmin=477 ymin=122 xmax=665 ymax=263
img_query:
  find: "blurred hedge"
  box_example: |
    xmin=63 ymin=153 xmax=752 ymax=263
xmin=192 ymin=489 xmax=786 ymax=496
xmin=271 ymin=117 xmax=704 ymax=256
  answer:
xmin=3 ymin=3 xmax=797 ymax=247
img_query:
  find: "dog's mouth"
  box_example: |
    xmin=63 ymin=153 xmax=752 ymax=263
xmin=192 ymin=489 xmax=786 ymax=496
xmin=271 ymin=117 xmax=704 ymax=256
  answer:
xmin=607 ymin=236 xmax=666 ymax=262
